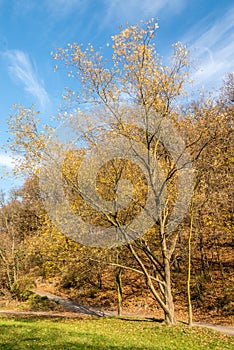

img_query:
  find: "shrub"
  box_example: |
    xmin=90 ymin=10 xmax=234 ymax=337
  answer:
xmin=10 ymin=277 xmax=35 ymax=301
xmin=27 ymin=294 xmax=61 ymax=311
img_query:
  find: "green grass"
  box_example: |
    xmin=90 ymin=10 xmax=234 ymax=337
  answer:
xmin=0 ymin=315 xmax=233 ymax=350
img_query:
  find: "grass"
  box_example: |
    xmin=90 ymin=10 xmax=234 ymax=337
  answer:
xmin=0 ymin=315 xmax=233 ymax=350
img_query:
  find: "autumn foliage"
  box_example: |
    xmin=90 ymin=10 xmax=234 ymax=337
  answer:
xmin=1 ymin=20 xmax=233 ymax=325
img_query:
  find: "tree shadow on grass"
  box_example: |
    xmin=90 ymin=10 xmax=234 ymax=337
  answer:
xmin=0 ymin=313 xmax=164 ymax=323
xmin=113 ymin=316 xmax=165 ymax=323
xmin=0 ymin=313 xmax=95 ymax=322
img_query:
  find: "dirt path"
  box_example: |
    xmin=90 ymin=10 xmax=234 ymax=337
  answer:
xmin=193 ymin=322 xmax=234 ymax=336
xmin=1 ymin=289 xmax=233 ymax=336
xmin=31 ymin=289 xmax=113 ymax=317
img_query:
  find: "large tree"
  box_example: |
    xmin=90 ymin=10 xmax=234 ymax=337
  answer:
xmin=40 ymin=19 xmax=195 ymax=324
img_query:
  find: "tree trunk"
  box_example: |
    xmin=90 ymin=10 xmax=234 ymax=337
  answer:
xmin=127 ymin=240 xmax=175 ymax=324
xmin=162 ymin=246 xmax=175 ymax=325
xmin=187 ymin=202 xmax=193 ymax=326
xmin=160 ymin=210 xmax=175 ymax=325
xmin=115 ymin=267 xmax=122 ymax=316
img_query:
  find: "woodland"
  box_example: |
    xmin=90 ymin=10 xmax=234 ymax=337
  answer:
xmin=0 ymin=19 xmax=233 ymax=326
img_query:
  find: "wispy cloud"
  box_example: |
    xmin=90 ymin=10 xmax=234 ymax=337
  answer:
xmin=101 ymin=0 xmax=186 ymax=26
xmin=0 ymin=154 xmax=17 ymax=169
xmin=4 ymin=49 xmax=50 ymax=109
xmin=45 ymin=0 xmax=86 ymax=18
xmin=184 ymin=7 xmax=234 ymax=88
xmin=94 ymin=0 xmax=186 ymax=39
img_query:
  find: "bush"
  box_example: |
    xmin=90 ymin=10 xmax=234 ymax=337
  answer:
xmin=60 ymin=271 xmax=85 ymax=289
xmin=10 ymin=277 xmax=36 ymax=301
xmin=217 ymin=292 xmax=234 ymax=315
xmin=27 ymin=294 xmax=61 ymax=311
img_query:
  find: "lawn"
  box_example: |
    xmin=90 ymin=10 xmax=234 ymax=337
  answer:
xmin=0 ymin=315 xmax=233 ymax=350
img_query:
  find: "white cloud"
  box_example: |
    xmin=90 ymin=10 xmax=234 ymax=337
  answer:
xmin=4 ymin=50 xmax=50 ymax=109
xmin=0 ymin=154 xmax=17 ymax=168
xmin=184 ymin=7 xmax=234 ymax=88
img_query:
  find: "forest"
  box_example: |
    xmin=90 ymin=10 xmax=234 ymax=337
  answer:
xmin=0 ymin=19 xmax=233 ymax=326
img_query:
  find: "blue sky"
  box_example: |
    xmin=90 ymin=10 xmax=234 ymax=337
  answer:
xmin=0 ymin=0 xmax=233 ymax=194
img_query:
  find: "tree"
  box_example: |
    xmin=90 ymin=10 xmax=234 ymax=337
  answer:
xmin=0 ymin=189 xmax=35 ymax=293
xmin=44 ymin=19 xmax=194 ymax=324
xmin=220 ymin=73 xmax=234 ymax=106
xmin=177 ymin=83 xmax=234 ymax=315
